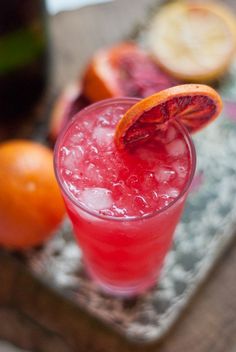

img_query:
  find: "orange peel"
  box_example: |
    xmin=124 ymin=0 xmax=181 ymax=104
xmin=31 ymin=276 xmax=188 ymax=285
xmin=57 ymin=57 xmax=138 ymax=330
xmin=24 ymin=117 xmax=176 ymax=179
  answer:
xmin=115 ymin=84 xmax=222 ymax=149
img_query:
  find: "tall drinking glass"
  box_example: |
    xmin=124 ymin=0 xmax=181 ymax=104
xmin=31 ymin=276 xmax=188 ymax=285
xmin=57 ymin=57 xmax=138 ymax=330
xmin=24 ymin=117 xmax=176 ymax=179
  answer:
xmin=54 ymin=98 xmax=196 ymax=296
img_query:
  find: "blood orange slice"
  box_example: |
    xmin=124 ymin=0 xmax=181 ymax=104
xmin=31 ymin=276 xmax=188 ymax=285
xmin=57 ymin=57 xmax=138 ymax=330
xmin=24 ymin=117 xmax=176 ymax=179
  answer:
xmin=115 ymin=84 xmax=222 ymax=149
xmin=82 ymin=42 xmax=179 ymax=102
xmin=147 ymin=1 xmax=236 ymax=82
xmin=49 ymin=82 xmax=90 ymax=143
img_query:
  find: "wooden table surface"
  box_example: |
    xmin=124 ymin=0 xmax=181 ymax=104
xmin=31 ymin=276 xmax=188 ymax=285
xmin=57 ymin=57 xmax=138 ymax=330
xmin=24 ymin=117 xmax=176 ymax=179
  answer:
xmin=1 ymin=1 xmax=236 ymax=351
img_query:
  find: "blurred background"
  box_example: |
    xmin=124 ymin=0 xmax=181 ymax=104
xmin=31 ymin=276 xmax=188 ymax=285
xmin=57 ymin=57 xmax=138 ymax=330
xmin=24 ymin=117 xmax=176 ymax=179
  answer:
xmin=47 ymin=0 xmax=112 ymax=14
xmin=0 ymin=3 xmax=109 ymax=352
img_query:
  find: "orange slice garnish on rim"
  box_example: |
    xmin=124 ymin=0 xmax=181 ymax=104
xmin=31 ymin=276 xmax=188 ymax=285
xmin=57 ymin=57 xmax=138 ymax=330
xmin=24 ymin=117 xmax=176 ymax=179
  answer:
xmin=147 ymin=1 xmax=236 ymax=82
xmin=115 ymin=84 xmax=222 ymax=149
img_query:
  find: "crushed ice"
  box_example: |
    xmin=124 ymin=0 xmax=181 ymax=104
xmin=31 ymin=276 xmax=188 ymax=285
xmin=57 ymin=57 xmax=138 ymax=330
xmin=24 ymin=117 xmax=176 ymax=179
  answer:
xmin=166 ymin=139 xmax=187 ymax=157
xmin=92 ymin=126 xmax=114 ymax=146
xmin=80 ymin=187 xmax=113 ymax=211
xmin=62 ymin=146 xmax=84 ymax=171
xmin=154 ymin=166 xmax=176 ymax=182
xmin=165 ymin=187 xmax=180 ymax=198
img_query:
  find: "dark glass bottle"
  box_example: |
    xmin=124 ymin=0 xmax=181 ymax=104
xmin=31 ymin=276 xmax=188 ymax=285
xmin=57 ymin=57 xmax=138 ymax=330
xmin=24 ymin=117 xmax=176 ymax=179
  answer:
xmin=0 ymin=0 xmax=48 ymax=127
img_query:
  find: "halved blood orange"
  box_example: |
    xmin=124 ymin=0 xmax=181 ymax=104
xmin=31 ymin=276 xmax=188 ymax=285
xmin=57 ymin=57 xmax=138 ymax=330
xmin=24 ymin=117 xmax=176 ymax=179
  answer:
xmin=147 ymin=1 xmax=236 ymax=82
xmin=49 ymin=82 xmax=90 ymax=143
xmin=82 ymin=42 xmax=179 ymax=102
xmin=115 ymin=84 xmax=222 ymax=149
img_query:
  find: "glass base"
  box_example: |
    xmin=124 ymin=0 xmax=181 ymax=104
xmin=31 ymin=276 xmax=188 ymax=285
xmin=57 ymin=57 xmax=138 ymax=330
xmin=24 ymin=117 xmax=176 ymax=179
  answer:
xmin=85 ymin=263 xmax=158 ymax=297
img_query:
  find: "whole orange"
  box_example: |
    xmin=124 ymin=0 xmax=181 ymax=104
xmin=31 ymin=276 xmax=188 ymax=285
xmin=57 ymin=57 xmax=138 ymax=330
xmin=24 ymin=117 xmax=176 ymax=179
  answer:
xmin=0 ymin=140 xmax=65 ymax=249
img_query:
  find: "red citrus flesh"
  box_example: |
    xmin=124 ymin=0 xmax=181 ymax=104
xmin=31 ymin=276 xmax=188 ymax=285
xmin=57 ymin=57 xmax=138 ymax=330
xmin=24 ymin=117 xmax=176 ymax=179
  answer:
xmin=49 ymin=82 xmax=90 ymax=143
xmin=115 ymin=84 xmax=223 ymax=148
xmin=82 ymin=42 xmax=179 ymax=102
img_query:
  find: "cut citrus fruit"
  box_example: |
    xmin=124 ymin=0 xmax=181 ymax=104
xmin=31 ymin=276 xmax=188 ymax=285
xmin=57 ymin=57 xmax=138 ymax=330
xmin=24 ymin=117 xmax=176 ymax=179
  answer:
xmin=49 ymin=82 xmax=90 ymax=143
xmin=82 ymin=42 xmax=179 ymax=102
xmin=147 ymin=1 xmax=236 ymax=82
xmin=0 ymin=140 xmax=65 ymax=249
xmin=115 ymin=84 xmax=222 ymax=148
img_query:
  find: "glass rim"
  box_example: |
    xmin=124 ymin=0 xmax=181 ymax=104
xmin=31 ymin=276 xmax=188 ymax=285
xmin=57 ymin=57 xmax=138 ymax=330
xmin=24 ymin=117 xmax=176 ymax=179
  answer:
xmin=54 ymin=97 xmax=197 ymax=222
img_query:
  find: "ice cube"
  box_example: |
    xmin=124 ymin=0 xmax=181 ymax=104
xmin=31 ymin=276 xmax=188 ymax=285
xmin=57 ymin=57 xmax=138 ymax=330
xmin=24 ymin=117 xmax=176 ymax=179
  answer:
xmin=92 ymin=126 xmax=114 ymax=146
xmin=111 ymin=106 xmax=126 ymax=122
xmin=83 ymin=119 xmax=93 ymax=129
xmin=173 ymin=160 xmax=188 ymax=179
xmin=62 ymin=146 xmax=84 ymax=171
xmin=84 ymin=163 xmax=103 ymax=184
xmin=80 ymin=187 xmax=113 ymax=211
xmin=154 ymin=166 xmax=176 ymax=182
xmin=70 ymin=132 xmax=84 ymax=144
xmin=165 ymin=187 xmax=180 ymax=198
xmin=166 ymin=139 xmax=187 ymax=157
xmin=98 ymin=115 xmax=110 ymax=127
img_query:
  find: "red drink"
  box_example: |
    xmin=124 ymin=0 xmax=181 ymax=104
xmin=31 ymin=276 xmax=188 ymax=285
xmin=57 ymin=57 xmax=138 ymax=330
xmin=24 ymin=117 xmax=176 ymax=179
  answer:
xmin=54 ymin=98 xmax=196 ymax=296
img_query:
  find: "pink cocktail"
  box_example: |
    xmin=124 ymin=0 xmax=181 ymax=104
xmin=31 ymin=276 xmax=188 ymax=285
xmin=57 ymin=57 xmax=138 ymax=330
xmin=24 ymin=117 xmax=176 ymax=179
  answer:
xmin=54 ymin=98 xmax=196 ymax=296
